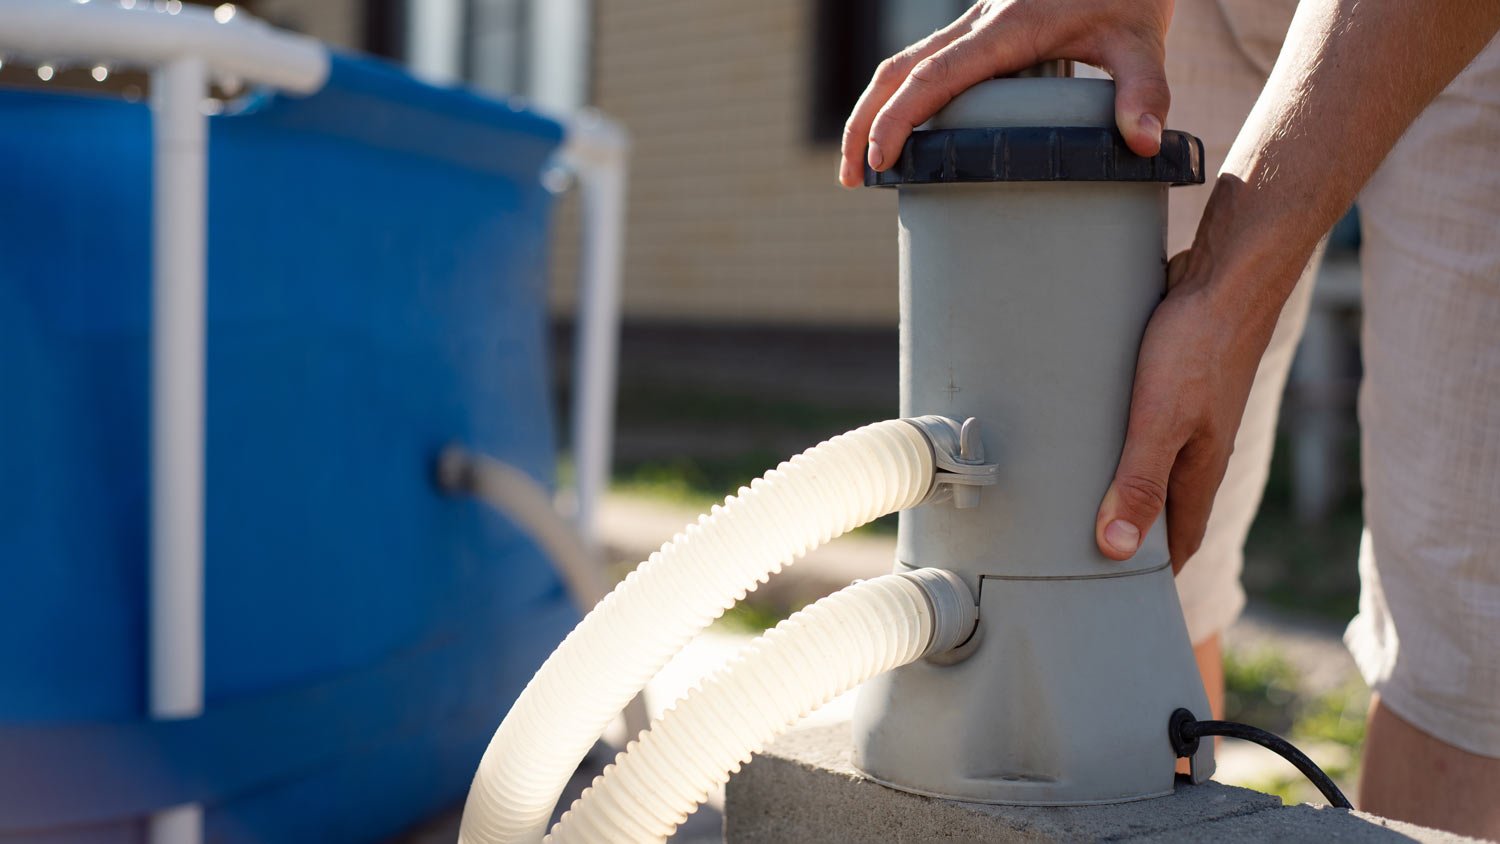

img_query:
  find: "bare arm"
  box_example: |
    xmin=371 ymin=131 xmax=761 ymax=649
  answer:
xmin=1095 ymin=0 xmax=1500 ymax=565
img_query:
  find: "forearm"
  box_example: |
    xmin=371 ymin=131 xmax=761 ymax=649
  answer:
xmin=1186 ymin=0 xmax=1500 ymax=324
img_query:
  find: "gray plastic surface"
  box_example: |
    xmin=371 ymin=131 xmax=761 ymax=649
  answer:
xmin=853 ymin=78 xmax=1214 ymax=804
xmin=925 ymin=78 xmax=1114 ymax=131
xmin=856 ymin=562 xmax=1213 ymax=804
xmin=897 ymin=566 xmax=979 ymax=657
xmin=894 ymin=179 xmax=1170 ymax=583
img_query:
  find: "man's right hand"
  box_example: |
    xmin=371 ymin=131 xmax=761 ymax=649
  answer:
xmin=1094 ymin=244 xmax=1282 ymax=571
xmin=838 ymin=0 xmax=1175 ymax=188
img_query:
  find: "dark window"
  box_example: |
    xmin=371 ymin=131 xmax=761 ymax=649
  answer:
xmin=809 ymin=0 xmax=970 ymax=143
xmin=364 ymin=0 xmax=408 ymax=61
xmin=809 ymin=0 xmax=883 ymax=143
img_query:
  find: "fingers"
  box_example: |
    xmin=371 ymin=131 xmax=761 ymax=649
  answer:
xmin=839 ymin=12 xmax=978 ymax=188
xmin=1095 ymin=330 xmax=1235 ymax=568
xmin=865 ymin=26 xmax=1039 ymax=176
xmin=839 ymin=55 xmax=931 ymax=188
xmin=1159 ymin=256 xmax=1221 ymax=562
xmin=1096 ymin=381 xmax=1182 ymax=561
xmin=841 ymin=4 xmax=1174 ymax=185
xmin=1099 ymin=37 xmax=1171 ymax=157
xmin=1164 ymin=436 xmax=1232 ymax=572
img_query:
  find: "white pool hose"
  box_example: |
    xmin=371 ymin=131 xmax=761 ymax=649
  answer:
xmin=436 ymin=446 xmax=612 ymax=611
xmin=459 ymin=420 xmax=935 ymax=844
xmin=548 ymin=569 xmax=976 ymax=843
xmin=434 ymin=446 xmax=650 ymax=743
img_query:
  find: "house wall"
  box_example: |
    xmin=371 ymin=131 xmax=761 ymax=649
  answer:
xmin=549 ymin=0 xmax=900 ymax=327
xmin=244 ymin=0 xmax=899 ymax=327
xmin=253 ymin=0 xmax=366 ymax=51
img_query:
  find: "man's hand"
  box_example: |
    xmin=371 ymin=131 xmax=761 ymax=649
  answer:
xmin=838 ymin=0 xmax=1175 ymax=188
xmin=1093 ymin=248 xmax=1279 ymax=571
xmin=1091 ymin=0 xmax=1500 ymax=571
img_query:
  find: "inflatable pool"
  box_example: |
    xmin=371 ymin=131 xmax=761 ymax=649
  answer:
xmin=0 ymin=53 xmax=576 ymax=842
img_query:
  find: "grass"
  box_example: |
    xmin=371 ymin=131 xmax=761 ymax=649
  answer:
xmin=613 ymin=453 xmax=902 ymax=537
xmin=715 ymin=601 xmax=796 ymax=635
xmin=1224 ymin=648 xmax=1368 ymax=747
xmin=614 ymin=450 xmax=787 ymax=509
xmin=614 ymin=384 xmax=891 ymax=434
xmin=1223 ymin=646 xmax=1368 ymax=804
xmin=1241 ymin=431 xmax=1365 ymax=623
xmin=1224 ymin=648 xmax=1302 ymax=736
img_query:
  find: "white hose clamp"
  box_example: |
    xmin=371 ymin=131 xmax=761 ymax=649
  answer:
xmin=902 ymin=415 xmax=1000 ymax=509
xmin=899 ymin=567 xmax=979 ymax=658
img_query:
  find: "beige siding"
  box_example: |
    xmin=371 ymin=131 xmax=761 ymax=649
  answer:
xmin=253 ymin=0 xmax=365 ymax=51
xmin=550 ymin=0 xmax=899 ymax=327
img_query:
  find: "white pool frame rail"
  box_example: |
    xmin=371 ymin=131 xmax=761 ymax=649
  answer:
xmin=561 ymin=109 xmax=629 ymax=550
xmin=0 ymin=4 xmax=327 ymax=842
xmin=0 ymin=2 xmax=627 ymax=842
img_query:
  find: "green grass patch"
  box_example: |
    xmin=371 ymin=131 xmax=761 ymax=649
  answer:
xmin=613 ymin=453 xmax=898 ymax=535
xmin=1223 ymin=645 xmax=1368 ymax=804
xmin=1242 ymin=434 xmax=1364 ymax=623
xmin=614 ymin=450 xmax=787 ymax=509
xmin=614 ymin=384 xmax=891 ymax=433
xmin=1295 ymin=683 xmax=1369 ymax=749
xmin=715 ymin=600 xmax=793 ymax=634
xmin=1224 ymin=647 xmax=1367 ymax=747
xmin=1224 ymin=648 xmax=1302 ymax=735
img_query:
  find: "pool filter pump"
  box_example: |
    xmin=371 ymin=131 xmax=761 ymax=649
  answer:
xmin=457 ymin=69 xmax=1353 ymax=844
xmin=850 ymin=73 xmax=1218 ymax=804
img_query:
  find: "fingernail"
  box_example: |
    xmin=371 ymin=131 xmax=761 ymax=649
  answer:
xmin=1138 ymin=113 xmax=1162 ymax=144
xmin=867 ymin=145 xmax=884 ymax=170
xmin=1104 ymin=520 xmax=1141 ymax=556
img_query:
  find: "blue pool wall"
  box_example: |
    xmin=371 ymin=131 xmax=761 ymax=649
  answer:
xmin=0 ymin=54 xmax=577 ymax=841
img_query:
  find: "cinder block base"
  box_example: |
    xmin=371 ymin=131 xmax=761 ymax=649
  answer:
xmin=724 ymin=723 xmax=1475 ymax=843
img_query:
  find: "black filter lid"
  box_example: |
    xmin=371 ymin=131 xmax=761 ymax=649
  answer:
xmin=864 ymin=126 xmax=1205 ymax=187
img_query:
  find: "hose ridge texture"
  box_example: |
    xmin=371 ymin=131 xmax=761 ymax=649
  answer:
xmin=548 ymin=573 xmax=935 ymax=843
xmin=459 ymin=420 xmax=934 ymax=844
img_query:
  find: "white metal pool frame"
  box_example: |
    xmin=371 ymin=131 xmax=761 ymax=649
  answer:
xmin=0 ymin=3 xmax=627 ymax=842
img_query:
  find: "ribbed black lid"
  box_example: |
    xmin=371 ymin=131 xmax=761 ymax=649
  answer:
xmin=864 ymin=126 xmax=1205 ymax=187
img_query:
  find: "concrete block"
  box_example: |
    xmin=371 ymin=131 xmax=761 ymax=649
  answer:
xmin=1147 ymin=804 xmax=1479 ymax=844
xmin=725 ymin=722 xmax=1477 ymax=843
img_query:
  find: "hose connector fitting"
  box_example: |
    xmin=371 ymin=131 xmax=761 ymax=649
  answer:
xmin=903 ymin=415 xmax=1000 ymax=509
xmin=899 ymin=567 xmax=979 ymax=657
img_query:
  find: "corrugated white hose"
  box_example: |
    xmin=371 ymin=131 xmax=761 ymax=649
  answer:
xmin=436 ymin=447 xmax=613 ymax=611
xmin=459 ymin=420 xmax=935 ymax=844
xmin=548 ymin=569 xmax=976 ymax=843
xmin=434 ymin=447 xmax=651 ymax=743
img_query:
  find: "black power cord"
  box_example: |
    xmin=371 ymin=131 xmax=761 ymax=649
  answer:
xmin=1169 ymin=708 xmax=1354 ymax=809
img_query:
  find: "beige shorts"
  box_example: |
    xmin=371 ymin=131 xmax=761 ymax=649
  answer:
xmin=1165 ymin=0 xmax=1500 ymax=757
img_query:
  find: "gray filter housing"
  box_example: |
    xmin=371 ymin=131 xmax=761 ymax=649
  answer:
xmin=851 ymin=78 xmax=1216 ymax=803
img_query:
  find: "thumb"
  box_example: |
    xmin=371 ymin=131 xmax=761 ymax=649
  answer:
xmin=1103 ymin=39 xmax=1171 ymax=158
xmin=1096 ymin=416 xmax=1180 ymax=561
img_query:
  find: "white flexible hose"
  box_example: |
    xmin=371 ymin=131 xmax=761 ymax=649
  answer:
xmin=459 ymin=420 xmax=935 ymax=844
xmin=437 ymin=447 xmax=613 ymax=611
xmin=547 ymin=572 xmax=946 ymax=843
xmin=436 ymin=447 xmax=651 ymax=743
